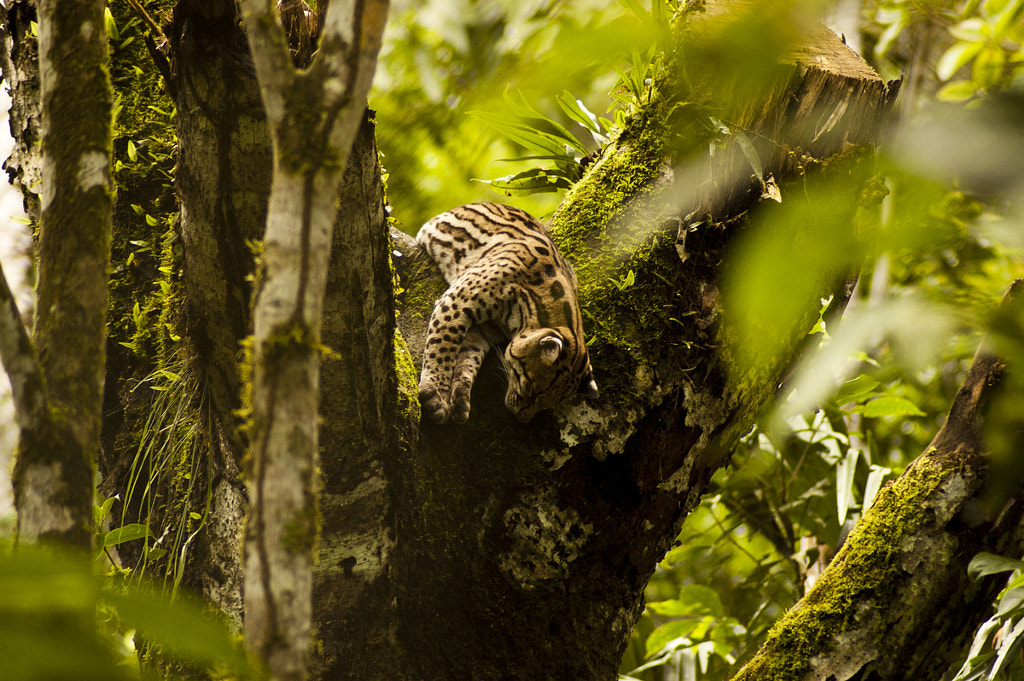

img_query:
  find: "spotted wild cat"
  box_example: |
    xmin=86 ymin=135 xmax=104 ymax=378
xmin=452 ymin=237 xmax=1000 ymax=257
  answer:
xmin=416 ymin=202 xmax=599 ymax=424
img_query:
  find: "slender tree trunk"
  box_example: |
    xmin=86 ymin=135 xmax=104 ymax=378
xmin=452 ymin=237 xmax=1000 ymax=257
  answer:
xmin=238 ymin=1 xmax=389 ymax=677
xmin=11 ymin=0 xmax=112 ymax=549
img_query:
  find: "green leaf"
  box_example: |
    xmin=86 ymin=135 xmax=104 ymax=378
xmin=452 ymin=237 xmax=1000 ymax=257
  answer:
xmin=145 ymin=547 xmax=167 ymax=561
xmin=469 ymin=111 xmax=566 ymax=157
xmin=127 ymin=140 xmax=137 ymax=162
xmin=836 ymin=448 xmax=859 ymax=524
xmin=991 ymin=616 xmax=1024 ymax=677
xmin=648 ymin=584 xmax=724 ymax=618
xmin=949 ymin=17 xmax=990 ymax=43
xmin=732 ymin=129 xmax=763 ymax=182
xmin=972 ymin=46 xmax=1007 ymax=89
xmin=618 ymin=0 xmax=652 ymax=24
xmin=94 ymin=495 xmax=116 ymax=525
xmin=556 ymin=90 xmax=603 ymax=135
xmin=102 ymin=523 xmax=151 ymax=547
xmin=995 ymin=587 xmax=1024 ymax=617
xmin=644 ymin=619 xmax=700 ymax=657
xmin=863 ymin=465 xmax=891 ymax=510
xmin=479 ymin=168 xmax=572 ymax=196
xmin=834 ymin=374 xmax=881 ymax=406
xmin=105 ymin=589 xmax=252 ymax=675
xmin=968 ymin=552 xmax=1024 ymax=579
xmin=104 ymin=7 xmax=119 ymax=41
xmin=937 ymin=42 xmax=984 ymax=81
xmin=937 ymin=80 xmax=979 ymax=102
xmin=854 ymin=396 xmax=925 ymax=418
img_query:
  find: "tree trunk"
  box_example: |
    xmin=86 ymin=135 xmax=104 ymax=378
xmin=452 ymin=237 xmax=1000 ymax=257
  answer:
xmin=164 ymin=0 xmax=271 ymax=624
xmin=11 ymin=0 xmax=112 ymax=549
xmin=0 ymin=0 xmax=41 ymax=225
xmin=314 ymin=4 xmax=899 ymax=680
xmin=238 ymin=1 xmax=388 ymax=678
xmin=732 ymin=280 xmax=1024 ymax=681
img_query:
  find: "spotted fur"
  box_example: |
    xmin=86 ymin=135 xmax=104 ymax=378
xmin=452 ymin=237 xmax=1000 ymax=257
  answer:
xmin=416 ymin=202 xmax=599 ymax=424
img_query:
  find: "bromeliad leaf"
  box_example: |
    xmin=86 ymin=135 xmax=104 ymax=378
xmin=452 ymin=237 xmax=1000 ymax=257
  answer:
xmin=477 ymin=168 xmax=574 ymax=196
xmin=469 ymin=110 xmax=569 ymax=157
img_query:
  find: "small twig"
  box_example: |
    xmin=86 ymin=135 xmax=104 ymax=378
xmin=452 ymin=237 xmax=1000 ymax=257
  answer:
xmin=124 ymin=0 xmax=168 ymax=46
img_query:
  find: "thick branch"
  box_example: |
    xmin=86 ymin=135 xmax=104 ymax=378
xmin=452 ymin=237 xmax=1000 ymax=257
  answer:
xmin=0 ymin=261 xmax=45 ymax=432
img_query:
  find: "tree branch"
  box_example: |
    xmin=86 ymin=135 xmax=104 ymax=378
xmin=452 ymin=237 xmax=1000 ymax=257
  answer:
xmin=0 ymin=259 xmax=46 ymax=433
xmin=732 ymin=279 xmax=1024 ymax=681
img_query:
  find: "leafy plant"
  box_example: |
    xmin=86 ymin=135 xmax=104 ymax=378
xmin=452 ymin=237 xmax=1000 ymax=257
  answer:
xmin=470 ymin=88 xmax=607 ymax=196
xmin=121 ymin=357 xmax=211 ymax=596
xmin=936 ymin=0 xmax=1024 ymax=101
xmin=0 ymin=545 xmax=254 ymax=681
xmin=952 ymin=552 xmax=1024 ymax=680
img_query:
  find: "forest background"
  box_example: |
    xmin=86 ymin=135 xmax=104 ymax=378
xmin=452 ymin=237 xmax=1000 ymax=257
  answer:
xmin=1 ymin=0 xmax=1024 ymax=679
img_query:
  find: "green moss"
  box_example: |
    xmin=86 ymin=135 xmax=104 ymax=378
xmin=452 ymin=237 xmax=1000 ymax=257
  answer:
xmin=107 ymin=0 xmax=179 ymax=364
xmin=545 ymin=64 xmax=714 ymax=399
xmin=392 ymin=329 xmax=421 ymax=423
xmin=732 ymin=454 xmax=953 ymax=680
xmin=259 ymin=320 xmax=319 ymax=369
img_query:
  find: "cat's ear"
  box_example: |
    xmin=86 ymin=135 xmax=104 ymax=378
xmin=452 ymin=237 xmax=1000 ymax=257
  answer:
xmin=577 ymin=370 xmax=599 ymax=399
xmin=539 ymin=335 xmax=563 ymax=363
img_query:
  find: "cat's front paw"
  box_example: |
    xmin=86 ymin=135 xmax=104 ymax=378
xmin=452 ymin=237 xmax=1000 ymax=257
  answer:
xmin=450 ymin=378 xmax=472 ymax=424
xmin=418 ymin=379 xmax=451 ymax=424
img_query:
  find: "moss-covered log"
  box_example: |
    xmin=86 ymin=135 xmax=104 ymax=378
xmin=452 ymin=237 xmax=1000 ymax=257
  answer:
xmin=732 ymin=280 xmax=1024 ymax=681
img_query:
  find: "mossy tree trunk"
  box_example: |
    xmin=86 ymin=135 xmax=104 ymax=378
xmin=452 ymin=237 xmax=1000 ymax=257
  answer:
xmin=162 ymin=0 xmax=272 ymax=625
xmin=6 ymin=0 xmax=112 ymax=549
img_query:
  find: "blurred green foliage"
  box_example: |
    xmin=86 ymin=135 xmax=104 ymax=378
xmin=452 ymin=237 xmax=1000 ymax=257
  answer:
xmin=0 ymin=543 xmax=255 ymax=681
xmin=372 ymin=0 xmax=662 ymax=230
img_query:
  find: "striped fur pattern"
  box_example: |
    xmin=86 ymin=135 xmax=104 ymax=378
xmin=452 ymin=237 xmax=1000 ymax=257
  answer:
xmin=416 ymin=202 xmax=599 ymax=424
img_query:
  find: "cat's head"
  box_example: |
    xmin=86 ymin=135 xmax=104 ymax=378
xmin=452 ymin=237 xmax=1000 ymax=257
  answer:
xmin=503 ymin=327 xmax=599 ymax=423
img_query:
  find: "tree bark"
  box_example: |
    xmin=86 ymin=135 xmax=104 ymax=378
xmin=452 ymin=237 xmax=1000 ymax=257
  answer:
xmin=0 ymin=0 xmax=41 ymax=225
xmin=163 ymin=0 xmax=271 ymax=624
xmin=237 ymin=1 xmax=389 ymax=678
xmin=11 ymin=0 xmax=112 ymax=549
xmin=314 ymin=4 xmax=899 ymax=680
xmin=732 ymin=279 xmax=1024 ymax=681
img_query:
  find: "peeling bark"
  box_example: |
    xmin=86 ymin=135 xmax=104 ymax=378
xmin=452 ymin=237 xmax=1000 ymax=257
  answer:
xmin=0 ymin=0 xmax=41 ymax=225
xmin=732 ymin=279 xmax=1024 ymax=681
